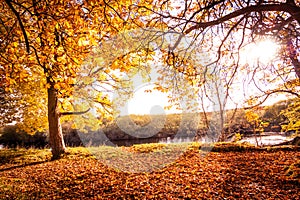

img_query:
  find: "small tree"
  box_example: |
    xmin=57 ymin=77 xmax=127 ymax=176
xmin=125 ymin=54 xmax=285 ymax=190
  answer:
xmin=245 ymin=109 xmax=269 ymax=146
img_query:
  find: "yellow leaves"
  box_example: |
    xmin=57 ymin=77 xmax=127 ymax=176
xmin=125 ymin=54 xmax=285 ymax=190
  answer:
xmin=66 ymin=77 xmax=76 ymax=85
xmin=73 ymin=57 xmax=79 ymax=64
xmin=78 ymin=37 xmax=89 ymax=47
xmin=25 ymin=30 xmax=31 ymax=37
xmin=78 ymin=37 xmax=84 ymax=47
xmin=111 ymin=60 xmax=121 ymax=70
xmin=54 ymin=84 xmax=60 ymax=90
xmin=57 ymin=54 xmax=67 ymax=64
xmin=245 ymin=110 xmax=259 ymax=122
xmin=97 ymin=95 xmax=111 ymax=106
xmin=55 ymin=23 xmax=60 ymax=29
xmin=281 ymin=98 xmax=300 ymax=133
xmin=57 ymin=46 xmax=64 ymax=54
xmin=28 ymin=55 xmax=36 ymax=62
xmin=245 ymin=109 xmax=268 ymax=135
xmin=82 ymin=76 xmax=95 ymax=85
xmin=12 ymin=42 xmax=18 ymax=48
xmin=4 ymin=87 xmax=13 ymax=93
xmin=153 ymin=85 xmax=167 ymax=93
xmin=98 ymin=73 xmax=107 ymax=81
xmin=1 ymin=0 xmax=169 ymax=134
xmin=8 ymin=78 xmax=16 ymax=85
xmin=246 ymin=98 xmax=258 ymax=107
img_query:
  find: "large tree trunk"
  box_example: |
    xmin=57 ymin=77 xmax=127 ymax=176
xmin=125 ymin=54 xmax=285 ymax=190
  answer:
xmin=47 ymin=82 xmax=66 ymax=159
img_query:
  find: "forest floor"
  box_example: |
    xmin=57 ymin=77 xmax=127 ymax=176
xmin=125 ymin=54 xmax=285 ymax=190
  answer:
xmin=0 ymin=142 xmax=299 ymax=199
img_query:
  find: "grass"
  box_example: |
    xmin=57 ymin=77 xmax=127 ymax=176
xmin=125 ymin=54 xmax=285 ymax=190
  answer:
xmin=0 ymin=142 xmax=299 ymax=199
xmin=0 ymin=148 xmax=51 ymax=165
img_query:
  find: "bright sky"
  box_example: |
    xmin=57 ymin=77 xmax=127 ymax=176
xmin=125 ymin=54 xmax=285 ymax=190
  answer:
xmin=239 ymin=39 xmax=279 ymax=66
xmin=116 ymin=39 xmax=284 ymax=116
xmin=117 ymin=69 xmax=182 ymax=116
xmin=120 ymin=84 xmax=177 ymax=115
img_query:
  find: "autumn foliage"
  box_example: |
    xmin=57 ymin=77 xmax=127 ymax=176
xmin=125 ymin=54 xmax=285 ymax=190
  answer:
xmin=0 ymin=144 xmax=299 ymax=199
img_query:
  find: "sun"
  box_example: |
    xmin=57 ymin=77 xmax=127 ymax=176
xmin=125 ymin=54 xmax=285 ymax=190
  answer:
xmin=117 ymin=83 xmax=181 ymax=116
xmin=240 ymin=39 xmax=279 ymax=66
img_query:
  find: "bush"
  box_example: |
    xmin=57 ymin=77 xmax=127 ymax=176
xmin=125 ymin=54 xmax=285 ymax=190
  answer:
xmin=0 ymin=124 xmax=85 ymax=148
xmin=62 ymin=124 xmax=83 ymax=147
xmin=0 ymin=125 xmax=47 ymax=148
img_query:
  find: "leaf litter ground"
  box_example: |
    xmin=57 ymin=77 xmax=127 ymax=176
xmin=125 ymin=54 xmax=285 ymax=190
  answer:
xmin=0 ymin=143 xmax=299 ymax=199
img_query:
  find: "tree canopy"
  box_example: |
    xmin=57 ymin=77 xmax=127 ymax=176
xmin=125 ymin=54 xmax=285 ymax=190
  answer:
xmin=0 ymin=0 xmax=155 ymax=158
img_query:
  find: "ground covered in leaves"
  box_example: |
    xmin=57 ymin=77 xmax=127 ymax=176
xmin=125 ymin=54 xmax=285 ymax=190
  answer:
xmin=0 ymin=143 xmax=299 ymax=199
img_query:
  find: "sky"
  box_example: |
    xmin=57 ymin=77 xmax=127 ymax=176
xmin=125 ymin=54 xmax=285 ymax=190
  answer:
xmin=115 ymin=39 xmax=286 ymax=116
xmin=119 ymin=84 xmax=177 ymax=115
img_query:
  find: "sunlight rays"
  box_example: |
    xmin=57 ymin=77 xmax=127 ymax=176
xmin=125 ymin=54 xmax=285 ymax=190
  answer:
xmin=240 ymin=39 xmax=280 ymax=66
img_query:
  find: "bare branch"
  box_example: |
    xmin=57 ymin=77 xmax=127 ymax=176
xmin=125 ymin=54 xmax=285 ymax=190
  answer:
xmin=245 ymin=89 xmax=300 ymax=109
xmin=185 ymin=3 xmax=300 ymax=34
xmin=60 ymin=108 xmax=91 ymax=116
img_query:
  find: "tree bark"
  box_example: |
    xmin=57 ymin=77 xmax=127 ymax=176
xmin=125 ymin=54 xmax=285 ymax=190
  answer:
xmin=47 ymin=81 xmax=66 ymax=159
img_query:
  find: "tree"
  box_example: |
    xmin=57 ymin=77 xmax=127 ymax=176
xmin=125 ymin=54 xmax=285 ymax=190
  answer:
xmin=0 ymin=0 xmax=153 ymax=159
xmin=134 ymin=0 xmax=300 ymax=140
xmin=0 ymin=0 xmax=93 ymax=158
xmin=245 ymin=109 xmax=269 ymax=146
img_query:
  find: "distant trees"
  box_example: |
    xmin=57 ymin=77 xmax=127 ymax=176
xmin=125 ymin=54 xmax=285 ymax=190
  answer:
xmin=0 ymin=64 xmax=19 ymax=126
xmin=281 ymin=98 xmax=300 ymax=134
xmin=0 ymin=86 xmax=19 ymax=127
xmin=0 ymin=126 xmax=47 ymax=148
xmin=262 ymin=100 xmax=289 ymax=132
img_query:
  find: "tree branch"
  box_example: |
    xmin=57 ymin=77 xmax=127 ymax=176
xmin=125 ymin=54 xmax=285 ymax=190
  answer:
xmin=245 ymin=89 xmax=300 ymax=109
xmin=287 ymin=39 xmax=300 ymax=78
xmin=185 ymin=3 xmax=300 ymax=34
xmin=5 ymin=0 xmax=30 ymax=53
xmin=60 ymin=108 xmax=91 ymax=116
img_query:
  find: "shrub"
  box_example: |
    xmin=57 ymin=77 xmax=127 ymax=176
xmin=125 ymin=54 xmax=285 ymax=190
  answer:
xmin=0 ymin=125 xmax=47 ymax=148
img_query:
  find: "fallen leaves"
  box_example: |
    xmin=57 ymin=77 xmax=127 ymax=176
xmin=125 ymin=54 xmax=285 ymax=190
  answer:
xmin=0 ymin=145 xmax=299 ymax=199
